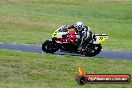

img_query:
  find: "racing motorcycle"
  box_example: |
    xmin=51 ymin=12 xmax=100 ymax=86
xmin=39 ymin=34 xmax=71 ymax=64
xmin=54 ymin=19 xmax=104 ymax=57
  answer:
xmin=42 ymin=28 xmax=108 ymax=56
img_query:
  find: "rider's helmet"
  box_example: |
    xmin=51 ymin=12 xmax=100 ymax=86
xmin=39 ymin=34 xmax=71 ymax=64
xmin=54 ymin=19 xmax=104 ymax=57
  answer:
xmin=74 ymin=21 xmax=84 ymax=32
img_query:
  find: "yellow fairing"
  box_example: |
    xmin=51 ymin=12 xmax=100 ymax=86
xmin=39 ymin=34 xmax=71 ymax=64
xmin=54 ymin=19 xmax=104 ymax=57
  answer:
xmin=52 ymin=29 xmax=60 ymax=37
xmin=98 ymin=36 xmax=108 ymax=43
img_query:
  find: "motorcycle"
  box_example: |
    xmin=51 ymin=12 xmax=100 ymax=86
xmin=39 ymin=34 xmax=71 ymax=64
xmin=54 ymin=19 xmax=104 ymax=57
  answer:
xmin=42 ymin=28 xmax=108 ymax=56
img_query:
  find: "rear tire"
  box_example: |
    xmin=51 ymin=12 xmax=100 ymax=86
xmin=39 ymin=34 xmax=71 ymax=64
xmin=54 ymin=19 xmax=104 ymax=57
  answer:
xmin=42 ymin=40 xmax=59 ymax=53
xmin=81 ymin=44 xmax=102 ymax=56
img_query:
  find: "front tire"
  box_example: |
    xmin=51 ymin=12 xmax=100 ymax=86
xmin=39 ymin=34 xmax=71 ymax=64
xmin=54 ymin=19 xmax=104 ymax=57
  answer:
xmin=42 ymin=40 xmax=59 ymax=53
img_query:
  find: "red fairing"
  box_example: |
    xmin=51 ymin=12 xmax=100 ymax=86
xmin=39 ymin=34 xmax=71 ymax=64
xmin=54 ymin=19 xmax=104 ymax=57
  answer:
xmin=57 ymin=38 xmax=70 ymax=43
xmin=57 ymin=30 xmax=77 ymax=43
xmin=68 ymin=30 xmax=77 ymax=43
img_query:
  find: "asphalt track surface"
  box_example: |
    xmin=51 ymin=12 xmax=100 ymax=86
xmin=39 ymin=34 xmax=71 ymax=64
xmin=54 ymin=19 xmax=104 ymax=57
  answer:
xmin=0 ymin=42 xmax=132 ymax=61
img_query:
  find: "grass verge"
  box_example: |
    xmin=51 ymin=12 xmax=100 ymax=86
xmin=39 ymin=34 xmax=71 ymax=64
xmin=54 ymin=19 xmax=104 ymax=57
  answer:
xmin=0 ymin=49 xmax=132 ymax=88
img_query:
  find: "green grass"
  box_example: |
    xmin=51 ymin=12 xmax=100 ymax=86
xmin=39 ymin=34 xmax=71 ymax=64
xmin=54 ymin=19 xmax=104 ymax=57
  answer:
xmin=0 ymin=1 xmax=132 ymax=87
xmin=0 ymin=49 xmax=132 ymax=88
xmin=0 ymin=0 xmax=132 ymax=50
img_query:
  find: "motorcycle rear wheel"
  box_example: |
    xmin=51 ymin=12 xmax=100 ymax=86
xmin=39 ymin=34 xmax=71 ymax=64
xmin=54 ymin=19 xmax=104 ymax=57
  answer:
xmin=81 ymin=44 xmax=102 ymax=57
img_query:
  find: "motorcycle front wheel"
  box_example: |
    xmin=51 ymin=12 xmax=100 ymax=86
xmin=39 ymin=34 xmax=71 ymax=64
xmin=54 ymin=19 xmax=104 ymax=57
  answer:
xmin=42 ymin=40 xmax=59 ymax=53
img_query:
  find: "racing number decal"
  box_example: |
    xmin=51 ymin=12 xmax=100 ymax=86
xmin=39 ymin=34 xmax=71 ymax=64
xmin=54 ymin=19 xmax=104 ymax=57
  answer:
xmin=99 ymin=37 xmax=103 ymax=40
xmin=98 ymin=36 xmax=108 ymax=43
xmin=54 ymin=34 xmax=57 ymax=36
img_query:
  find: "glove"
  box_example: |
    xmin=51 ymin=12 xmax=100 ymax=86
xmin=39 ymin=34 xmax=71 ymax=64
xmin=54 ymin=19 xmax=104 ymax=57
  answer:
xmin=59 ymin=25 xmax=68 ymax=32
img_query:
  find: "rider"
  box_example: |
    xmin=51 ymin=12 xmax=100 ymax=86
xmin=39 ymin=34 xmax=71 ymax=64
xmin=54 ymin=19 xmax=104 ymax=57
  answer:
xmin=59 ymin=21 xmax=93 ymax=48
